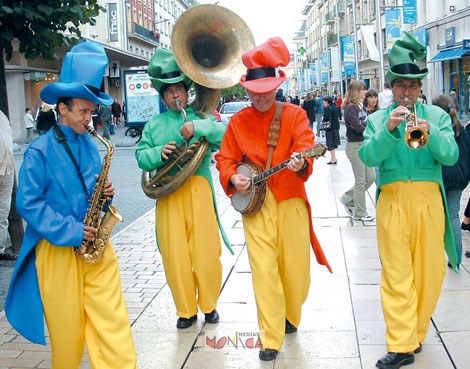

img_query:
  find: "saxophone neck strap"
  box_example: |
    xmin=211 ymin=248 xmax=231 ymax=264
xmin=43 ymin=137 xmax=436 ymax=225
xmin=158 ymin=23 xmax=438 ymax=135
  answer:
xmin=54 ymin=125 xmax=89 ymax=199
xmin=266 ymin=101 xmax=284 ymax=170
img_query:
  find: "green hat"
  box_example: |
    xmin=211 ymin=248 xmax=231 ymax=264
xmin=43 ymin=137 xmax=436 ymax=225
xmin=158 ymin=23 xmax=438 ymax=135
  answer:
xmin=386 ymin=31 xmax=429 ymax=85
xmin=147 ymin=48 xmax=192 ymax=93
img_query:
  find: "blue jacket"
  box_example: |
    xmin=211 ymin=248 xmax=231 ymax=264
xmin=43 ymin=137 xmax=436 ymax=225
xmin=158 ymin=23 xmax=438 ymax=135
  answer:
xmin=5 ymin=124 xmax=102 ymax=344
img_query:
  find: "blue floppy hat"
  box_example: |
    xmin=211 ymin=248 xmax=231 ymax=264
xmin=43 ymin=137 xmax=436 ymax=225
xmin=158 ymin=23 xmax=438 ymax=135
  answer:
xmin=40 ymin=41 xmax=113 ymax=105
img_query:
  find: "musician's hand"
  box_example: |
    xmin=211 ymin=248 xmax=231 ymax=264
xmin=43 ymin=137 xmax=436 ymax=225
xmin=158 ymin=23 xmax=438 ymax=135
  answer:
xmin=180 ymin=122 xmax=194 ymax=141
xmin=416 ymin=118 xmax=430 ymax=133
xmin=287 ymin=152 xmax=305 ymax=172
xmin=230 ymin=173 xmax=251 ymax=195
xmin=83 ymin=225 xmax=97 ymax=242
xmin=103 ymin=180 xmax=115 ymax=200
xmin=387 ymin=106 xmax=409 ymax=132
xmin=162 ymin=141 xmax=177 ymax=160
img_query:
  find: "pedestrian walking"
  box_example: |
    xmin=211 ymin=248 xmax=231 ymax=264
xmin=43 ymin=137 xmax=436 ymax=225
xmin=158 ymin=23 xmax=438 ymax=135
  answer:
xmin=215 ymin=37 xmax=331 ymax=362
xmin=23 ymin=108 xmax=35 ymax=143
xmin=359 ymin=32 xmax=459 ymax=369
xmin=432 ymin=94 xmax=470 ymax=265
xmin=322 ymin=96 xmax=341 ymax=164
xmin=97 ymin=103 xmax=112 ymax=139
xmin=302 ymin=92 xmax=316 ymax=130
xmin=36 ymin=103 xmax=56 ymax=135
xmin=340 ymin=80 xmax=375 ymax=221
xmin=5 ymin=41 xmax=137 ymax=369
xmin=378 ymin=82 xmax=394 ymax=109
xmin=0 ymin=110 xmax=17 ymax=260
xmin=314 ymin=89 xmax=325 ymax=137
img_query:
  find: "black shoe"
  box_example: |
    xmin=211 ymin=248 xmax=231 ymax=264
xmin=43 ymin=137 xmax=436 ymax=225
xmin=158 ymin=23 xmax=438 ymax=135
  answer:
xmin=376 ymin=352 xmax=414 ymax=369
xmin=462 ymin=222 xmax=470 ymax=231
xmin=0 ymin=251 xmax=17 ymax=260
xmin=204 ymin=309 xmax=219 ymax=324
xmin=465 ymin=250 xmax=470 ymax=258
xmin=327 ymin=160 xmax=337 ymax=165
xmin=259 ymin=349 xmax=278 ymax=361
xmin=285 ymin=319 xmax=297 ymax=334
xmin=413 ymin=344 xmax=422 ymax=354
xmin=176 ymin=315 xmax=197 ymax=329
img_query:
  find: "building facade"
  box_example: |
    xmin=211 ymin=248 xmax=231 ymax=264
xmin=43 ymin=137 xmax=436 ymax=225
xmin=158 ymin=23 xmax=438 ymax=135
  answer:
xmin=4 ymin=0 xmax=194 ymax=140
xmin=297 ymin=0 xmax=469 ymax=120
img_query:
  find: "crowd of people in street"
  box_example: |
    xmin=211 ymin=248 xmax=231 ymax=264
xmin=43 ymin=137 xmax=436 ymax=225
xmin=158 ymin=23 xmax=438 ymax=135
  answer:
xmin=1 ymin=28 xmax=470 ymax=369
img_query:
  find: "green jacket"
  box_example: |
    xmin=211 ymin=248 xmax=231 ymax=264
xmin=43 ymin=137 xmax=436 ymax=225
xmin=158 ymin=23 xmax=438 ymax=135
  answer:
xmin=135 ymin=106 xmax=232 ymax=253
xmin=359 ymin=102 xmax=459 ymax=270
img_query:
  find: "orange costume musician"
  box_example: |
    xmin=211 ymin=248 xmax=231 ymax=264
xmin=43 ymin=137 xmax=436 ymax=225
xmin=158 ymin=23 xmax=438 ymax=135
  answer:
xmin=216 ymin=37 xmax=331 ymax=361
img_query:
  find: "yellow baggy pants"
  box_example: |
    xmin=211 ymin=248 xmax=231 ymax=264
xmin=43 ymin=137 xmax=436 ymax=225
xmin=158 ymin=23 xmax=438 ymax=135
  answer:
xmin=156 ymin=176 xmax=222 ymax=318
xmin=36 ymin=239 xmax=137 ymax=369
xmin=377 ymin=181 xmax=446 ymax=353
xmin=243 ymin=189 xmax=311 ymax=350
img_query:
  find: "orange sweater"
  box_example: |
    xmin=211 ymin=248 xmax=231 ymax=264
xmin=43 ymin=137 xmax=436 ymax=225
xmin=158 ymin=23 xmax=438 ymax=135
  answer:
xmin=216 ymin=102 xmax=331 ymax=272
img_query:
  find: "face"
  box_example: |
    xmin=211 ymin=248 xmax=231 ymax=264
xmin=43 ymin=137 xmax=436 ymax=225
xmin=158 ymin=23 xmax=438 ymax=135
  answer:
xmin=59 ymin=98 xmax=95 ymax=134
xmin=246 ymin=89 xmax=276 ymax=113
xmin=366 ymin=95 xmax=378 ymax=107
xmin=392 ymin=78 xmax=421 ymax=107
xmin=162 ymin=83 xmax=188 ymax=111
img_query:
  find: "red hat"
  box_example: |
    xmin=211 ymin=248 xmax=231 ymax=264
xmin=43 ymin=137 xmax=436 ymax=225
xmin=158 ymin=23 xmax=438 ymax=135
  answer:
xmin=240 ymin=37 xmax=290 ymax=93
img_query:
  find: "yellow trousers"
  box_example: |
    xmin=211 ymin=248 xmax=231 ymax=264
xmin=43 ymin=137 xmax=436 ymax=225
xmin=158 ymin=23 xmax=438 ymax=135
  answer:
xmin=243 ymin=189 xmax=311 ymax=350
xmin=377 ymin=181 xmax=446 ymax=353
xmin=156 ymin=176 xmax=222 ymax=318
xmin=36 ymin=239 xmax=137 ymax=369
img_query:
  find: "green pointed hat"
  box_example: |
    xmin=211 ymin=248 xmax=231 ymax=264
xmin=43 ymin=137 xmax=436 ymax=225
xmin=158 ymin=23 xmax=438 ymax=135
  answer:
xmin=147 ymin=48 xmax=192 ymax=93
xmin=386 ymin=31 xmax=429 ymax=84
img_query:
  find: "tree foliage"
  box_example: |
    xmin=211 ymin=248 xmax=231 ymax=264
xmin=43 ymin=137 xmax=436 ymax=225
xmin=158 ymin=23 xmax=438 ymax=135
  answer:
xmin=0 ymin=0 xmax=103 ymax=114
xmin=221 ymin=84 xmax=246 ymax=101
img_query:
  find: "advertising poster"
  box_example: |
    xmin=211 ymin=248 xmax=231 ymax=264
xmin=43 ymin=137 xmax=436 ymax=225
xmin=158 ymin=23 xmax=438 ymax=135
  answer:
xmin=124 ymin=70 xmax=160 ymax=126
xmin=403 ymin=0 xmax=417 ymax=25
xmin=341 ymin=36 xmax=356 ymax=77
xmin=385 ymin=9 xmax=402 ymax=52
xmin=321 ymin=52 xmax=329 ymax=84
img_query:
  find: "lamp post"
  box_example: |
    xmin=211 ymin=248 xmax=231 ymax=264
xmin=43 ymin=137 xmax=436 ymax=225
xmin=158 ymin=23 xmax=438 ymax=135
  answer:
xmin=376 ymin=0 xmax=385 ymax=88
xmin=350 ymin=0 xmax=359 ymax=80
xmin=335 ymin=1 xmax=343 ymax=98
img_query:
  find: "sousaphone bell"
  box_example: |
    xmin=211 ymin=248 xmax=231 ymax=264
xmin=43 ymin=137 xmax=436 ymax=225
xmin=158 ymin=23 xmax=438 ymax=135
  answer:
xmin=141 ymin=4 xmax=255 ymax=199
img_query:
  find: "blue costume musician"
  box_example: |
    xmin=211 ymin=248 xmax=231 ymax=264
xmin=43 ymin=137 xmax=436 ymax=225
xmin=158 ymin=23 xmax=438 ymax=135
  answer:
xmin=5 ymin=42 xmax=137 ymax=369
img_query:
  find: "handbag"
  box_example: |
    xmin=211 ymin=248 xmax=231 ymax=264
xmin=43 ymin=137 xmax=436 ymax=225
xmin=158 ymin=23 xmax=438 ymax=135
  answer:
xmin=319 ymin=120 xmax=331 ymax=131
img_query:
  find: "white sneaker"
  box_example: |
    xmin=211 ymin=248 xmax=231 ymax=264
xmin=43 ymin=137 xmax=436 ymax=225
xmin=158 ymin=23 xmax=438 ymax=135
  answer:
xmin=354 ymin=215 xmax=375 ymax=222
xmin=339 ymin=198 xmax=354 ymax=216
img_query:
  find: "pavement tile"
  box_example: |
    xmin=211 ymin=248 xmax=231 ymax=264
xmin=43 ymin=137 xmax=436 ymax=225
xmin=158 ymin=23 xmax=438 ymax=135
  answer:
xmin=1 ymin=142 xmax=469 ymax=368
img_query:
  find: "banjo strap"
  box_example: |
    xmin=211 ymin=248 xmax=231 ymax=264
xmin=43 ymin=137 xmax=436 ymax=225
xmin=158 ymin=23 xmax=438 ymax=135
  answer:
xmin=266 ymin=101 xmax=284 ymax=170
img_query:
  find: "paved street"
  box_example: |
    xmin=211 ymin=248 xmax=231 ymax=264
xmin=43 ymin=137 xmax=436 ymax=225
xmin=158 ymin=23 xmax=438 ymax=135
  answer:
xmin=0 ymin=124 xmax=469 ymax=368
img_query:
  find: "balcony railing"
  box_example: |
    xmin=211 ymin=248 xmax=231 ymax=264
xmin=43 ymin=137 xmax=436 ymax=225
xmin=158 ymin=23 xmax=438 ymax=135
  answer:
xmin=128 ymin=22 xmax=160 ymax=46
xmin=325 ymin=12 xmax=335 ymax=24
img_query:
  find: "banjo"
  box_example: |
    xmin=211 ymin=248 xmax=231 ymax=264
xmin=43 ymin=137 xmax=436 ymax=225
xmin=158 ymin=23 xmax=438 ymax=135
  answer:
xmin=231 ymin=143 xmax=327 ymax=216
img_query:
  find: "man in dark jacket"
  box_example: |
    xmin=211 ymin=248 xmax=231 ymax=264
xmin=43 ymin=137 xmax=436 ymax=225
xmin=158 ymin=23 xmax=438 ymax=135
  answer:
xmin=302 ymin=93 xmax=316 ymax=130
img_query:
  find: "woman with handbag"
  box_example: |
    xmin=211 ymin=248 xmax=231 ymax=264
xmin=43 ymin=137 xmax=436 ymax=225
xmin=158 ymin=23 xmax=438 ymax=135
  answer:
xmin=321 ymin=96 xmax=340 ymax=164
xmin=340 ymin=80 xmax=375 ymax=221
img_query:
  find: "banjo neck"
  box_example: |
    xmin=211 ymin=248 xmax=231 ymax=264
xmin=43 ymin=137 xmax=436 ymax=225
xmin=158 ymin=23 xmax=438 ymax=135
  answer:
xmin=252 ymin=153 xmax=304 ymax=185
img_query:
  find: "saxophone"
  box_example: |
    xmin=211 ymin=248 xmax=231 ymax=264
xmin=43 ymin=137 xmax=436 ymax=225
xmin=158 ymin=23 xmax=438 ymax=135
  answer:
xmin=75 ymin=125 xmax=123 ymax=264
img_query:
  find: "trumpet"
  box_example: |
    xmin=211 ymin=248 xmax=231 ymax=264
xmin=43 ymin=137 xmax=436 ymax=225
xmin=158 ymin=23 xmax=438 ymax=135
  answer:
xmin=404 ymin=100 xmax=428 ymax=149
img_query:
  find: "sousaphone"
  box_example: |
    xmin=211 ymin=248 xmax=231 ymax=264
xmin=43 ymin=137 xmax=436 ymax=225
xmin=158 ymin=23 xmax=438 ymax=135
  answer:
xmin=141 ymin=4 xmax=255 ymax=199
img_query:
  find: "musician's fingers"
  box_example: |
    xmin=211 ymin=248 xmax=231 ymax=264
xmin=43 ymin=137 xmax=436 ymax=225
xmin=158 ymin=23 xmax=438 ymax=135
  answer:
xmin=288 ymin=157 xmax=304 ymax=172
xmin=83 ymin=226 xmax=97 ymax=241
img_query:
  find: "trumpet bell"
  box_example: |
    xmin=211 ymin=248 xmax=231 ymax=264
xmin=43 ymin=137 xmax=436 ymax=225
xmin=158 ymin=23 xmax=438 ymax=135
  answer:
xmin=171 ymin=4 xmax=255 ymax=90
xmin=405 ymin=127 xmax=428 ymax=149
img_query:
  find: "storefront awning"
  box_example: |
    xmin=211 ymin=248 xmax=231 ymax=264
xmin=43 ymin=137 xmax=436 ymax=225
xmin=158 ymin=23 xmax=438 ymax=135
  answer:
xmin=429 ymin=48 xmax=470 ymax=63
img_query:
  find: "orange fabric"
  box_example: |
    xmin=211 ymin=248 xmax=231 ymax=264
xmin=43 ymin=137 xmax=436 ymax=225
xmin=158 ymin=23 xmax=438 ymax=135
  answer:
xmin=216 ymin=103 xmax=331 ymax=272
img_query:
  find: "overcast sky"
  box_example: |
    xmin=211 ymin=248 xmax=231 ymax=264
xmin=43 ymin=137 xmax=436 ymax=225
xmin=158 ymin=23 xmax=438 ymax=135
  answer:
xmin=198 ymin=0 xmax=307 ymax=51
